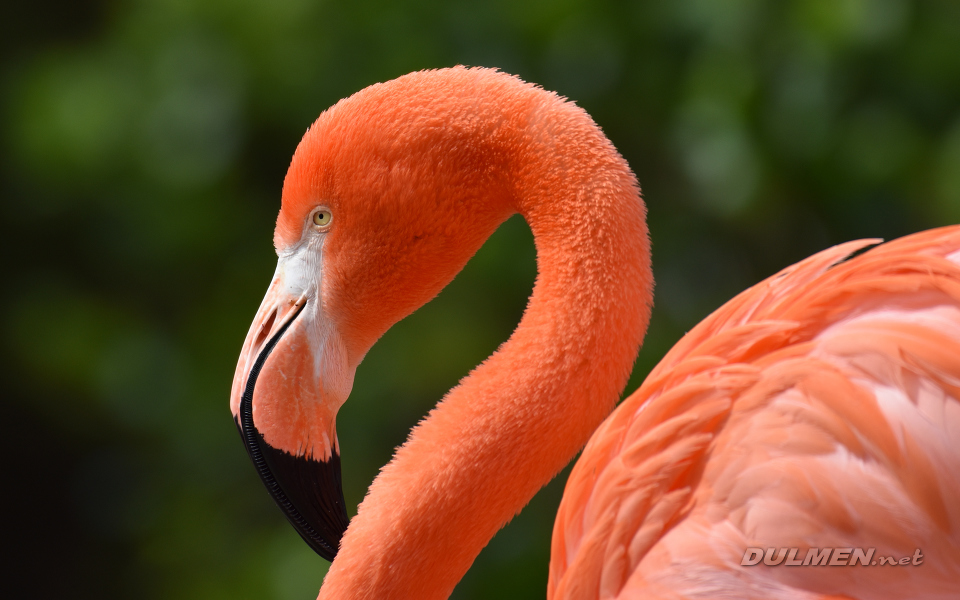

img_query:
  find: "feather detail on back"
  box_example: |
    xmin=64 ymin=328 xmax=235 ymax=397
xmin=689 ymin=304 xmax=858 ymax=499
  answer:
xmin=550 ymin=227 xmax=960 ymax=600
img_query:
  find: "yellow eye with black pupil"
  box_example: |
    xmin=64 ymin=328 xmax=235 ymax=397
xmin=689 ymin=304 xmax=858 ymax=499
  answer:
xmin=312 ymin=209 xmax=332 ymax=228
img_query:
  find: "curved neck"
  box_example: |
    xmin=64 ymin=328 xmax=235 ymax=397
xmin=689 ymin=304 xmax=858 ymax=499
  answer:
xmin=319 ymin=88 xmax=652 ymax=600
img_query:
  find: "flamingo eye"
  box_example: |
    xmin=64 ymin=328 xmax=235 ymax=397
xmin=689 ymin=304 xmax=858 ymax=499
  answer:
xmin=312 ymin=208 xmax=333 ymax=229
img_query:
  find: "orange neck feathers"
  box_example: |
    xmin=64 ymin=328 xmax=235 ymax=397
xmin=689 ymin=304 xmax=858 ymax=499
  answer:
xmin=283 ymin=68 xmax=652 ymax=599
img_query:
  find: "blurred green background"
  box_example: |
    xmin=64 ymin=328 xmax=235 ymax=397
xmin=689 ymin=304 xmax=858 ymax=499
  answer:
xmin=2 ymin=0 xmax=959 ymax=598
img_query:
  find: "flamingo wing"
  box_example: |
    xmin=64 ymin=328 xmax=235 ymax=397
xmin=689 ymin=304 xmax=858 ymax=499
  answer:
xmin=550 ymin=227 xmax=960 ymax=600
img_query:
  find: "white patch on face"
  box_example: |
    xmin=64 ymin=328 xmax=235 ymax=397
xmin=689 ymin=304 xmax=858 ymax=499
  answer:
xmin=277 ymin=241 xmax=318 ymax=300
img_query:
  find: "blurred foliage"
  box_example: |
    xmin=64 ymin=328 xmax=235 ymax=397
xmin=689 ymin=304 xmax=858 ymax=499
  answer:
xmin=2 ymin=0 xmax=959 ymax=598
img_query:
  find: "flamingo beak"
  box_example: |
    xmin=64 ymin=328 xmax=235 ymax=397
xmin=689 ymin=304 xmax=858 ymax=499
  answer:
xmin=230 ymin=249 xmax=352 ymax=561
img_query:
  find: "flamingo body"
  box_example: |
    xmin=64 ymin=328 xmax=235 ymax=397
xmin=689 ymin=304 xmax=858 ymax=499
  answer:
xmin=229 ymin=67 xmax=960 ymax=600
xmin=551 ymin=230 xmax=960 ymax=599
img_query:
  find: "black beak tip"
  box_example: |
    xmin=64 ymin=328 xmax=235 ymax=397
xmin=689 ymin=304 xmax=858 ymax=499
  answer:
xmin=236 ymin=416 xmax=350 ymax=561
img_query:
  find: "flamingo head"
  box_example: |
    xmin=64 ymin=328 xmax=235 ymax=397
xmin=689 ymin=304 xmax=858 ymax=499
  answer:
xmin=229 ymin=68 xmax=520 ymax=560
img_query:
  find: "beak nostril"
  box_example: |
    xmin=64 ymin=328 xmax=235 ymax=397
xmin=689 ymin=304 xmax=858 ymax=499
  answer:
xmin=255 ymin=309 xmax=278 ymax=349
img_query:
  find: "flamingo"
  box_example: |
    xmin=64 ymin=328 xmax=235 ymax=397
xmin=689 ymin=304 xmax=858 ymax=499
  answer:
xmin=229 ymin=67 xmax=960 ymax=599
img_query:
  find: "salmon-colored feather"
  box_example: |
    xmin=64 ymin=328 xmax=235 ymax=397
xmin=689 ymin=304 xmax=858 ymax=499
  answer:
xmin=551 ymin=228 xmax=960 ymax=599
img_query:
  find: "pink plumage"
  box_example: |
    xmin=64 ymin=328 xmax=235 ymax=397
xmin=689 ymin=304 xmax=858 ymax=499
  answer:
xmin=552 ymin=229 xmax=960 ymax=599
xmin=230 ymin=68 xmax=960 ymax=600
